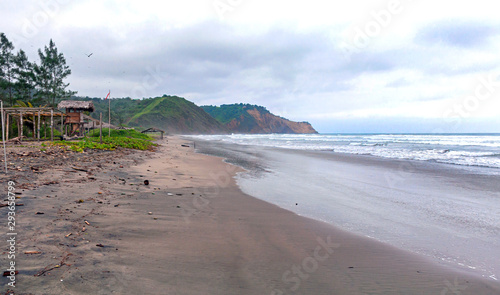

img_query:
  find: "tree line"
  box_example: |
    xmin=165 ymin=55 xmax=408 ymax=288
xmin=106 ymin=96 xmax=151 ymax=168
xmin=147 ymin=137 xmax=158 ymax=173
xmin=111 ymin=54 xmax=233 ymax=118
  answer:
xmin=0 ymin=33 xmax=75 ymax=107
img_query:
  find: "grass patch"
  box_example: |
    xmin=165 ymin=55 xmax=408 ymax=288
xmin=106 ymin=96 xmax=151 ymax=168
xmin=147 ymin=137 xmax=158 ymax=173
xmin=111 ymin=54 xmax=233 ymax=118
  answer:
xmin=87 ymin=128 xmax=152 ymax=140
xmin=51 ymin=129 xmax=156 ymax=152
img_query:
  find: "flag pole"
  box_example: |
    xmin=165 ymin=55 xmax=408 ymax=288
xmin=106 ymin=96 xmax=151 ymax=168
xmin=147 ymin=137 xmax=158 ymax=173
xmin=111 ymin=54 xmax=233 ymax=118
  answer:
xmin=108 ymin=90 xmax=111 ymax=137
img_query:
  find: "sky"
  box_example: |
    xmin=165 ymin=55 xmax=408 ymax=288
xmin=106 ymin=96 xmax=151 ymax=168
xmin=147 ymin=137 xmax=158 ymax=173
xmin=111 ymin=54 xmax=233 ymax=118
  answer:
xmin=2 ymin=0 xmax=500 ymax=133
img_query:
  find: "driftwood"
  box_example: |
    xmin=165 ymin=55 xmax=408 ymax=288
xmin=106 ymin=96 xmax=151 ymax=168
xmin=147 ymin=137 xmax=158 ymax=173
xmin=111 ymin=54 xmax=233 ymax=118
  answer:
xmin=3 ymin=136 xmax=26 ymax=144
xmin=0 ymin=203 xmax=24 ymax=207
xmin=71 ymin=166 xmax=89 ymax=172
xmin=25 ymin=251 xmax=42 ymax=255
xmin=34 ymin=253 xmax=72 ymax=277
xmin=3 ymin=271 xmax=18 ymax=277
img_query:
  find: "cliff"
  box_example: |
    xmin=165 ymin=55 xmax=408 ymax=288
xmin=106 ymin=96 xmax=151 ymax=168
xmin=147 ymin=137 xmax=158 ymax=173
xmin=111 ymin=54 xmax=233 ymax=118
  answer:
xmin=201 ymin=104 xmax=317 ymax=134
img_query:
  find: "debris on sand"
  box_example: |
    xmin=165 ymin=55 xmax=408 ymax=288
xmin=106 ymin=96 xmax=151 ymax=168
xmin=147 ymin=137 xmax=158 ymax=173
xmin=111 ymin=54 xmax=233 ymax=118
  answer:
xmin=3 ymin=271 xmax=18 ymax=276
xmin=35 ymin=253 xmax=72 ymax=277
xmin=25 ymin=251 xmax=42 ymax=255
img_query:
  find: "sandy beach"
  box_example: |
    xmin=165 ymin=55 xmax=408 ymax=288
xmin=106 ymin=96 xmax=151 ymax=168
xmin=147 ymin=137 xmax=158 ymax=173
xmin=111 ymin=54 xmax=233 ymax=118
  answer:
xmin=1 ymin=136 xmax=499 ymax=295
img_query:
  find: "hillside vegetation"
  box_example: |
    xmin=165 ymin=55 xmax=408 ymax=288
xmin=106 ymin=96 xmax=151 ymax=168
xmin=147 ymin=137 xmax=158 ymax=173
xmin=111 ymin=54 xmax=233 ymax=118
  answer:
xmin=202 ymin=104 xmax=317 ymax=134
xmin=74 ymin=95 xmax=227 ymax=134
xmin=66 ymin=96 xmax=316 ymax=134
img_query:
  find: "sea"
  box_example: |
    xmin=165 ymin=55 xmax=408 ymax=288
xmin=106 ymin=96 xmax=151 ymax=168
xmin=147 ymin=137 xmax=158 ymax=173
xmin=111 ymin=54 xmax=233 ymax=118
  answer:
xmin=194 ymin=133 xmax=500 ymax=171
xmin=188 ymin=133 xmax=500 ymax=282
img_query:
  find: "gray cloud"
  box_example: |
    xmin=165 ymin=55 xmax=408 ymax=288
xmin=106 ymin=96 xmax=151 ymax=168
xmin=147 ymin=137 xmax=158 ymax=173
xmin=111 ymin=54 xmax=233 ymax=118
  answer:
xmin=416 ymin=20 xmax=499 ymax=48
xmin=2 ymin=1 xmax=500 ymax=133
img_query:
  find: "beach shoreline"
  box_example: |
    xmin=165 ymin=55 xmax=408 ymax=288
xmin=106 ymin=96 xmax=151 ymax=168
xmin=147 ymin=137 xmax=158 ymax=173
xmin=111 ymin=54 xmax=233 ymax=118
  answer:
xmin=191 ymin=137 xmax=500 ymax=280
xmin=1 ymin=136 xmax=499 ymax=294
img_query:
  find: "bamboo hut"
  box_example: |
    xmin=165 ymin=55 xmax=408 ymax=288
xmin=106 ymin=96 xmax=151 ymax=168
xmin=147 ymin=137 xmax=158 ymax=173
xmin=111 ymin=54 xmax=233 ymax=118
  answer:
xmin=2 ymin=107 xmax=65 ymax=142
xmin=57 ymin=101 xmax=95 ymax=136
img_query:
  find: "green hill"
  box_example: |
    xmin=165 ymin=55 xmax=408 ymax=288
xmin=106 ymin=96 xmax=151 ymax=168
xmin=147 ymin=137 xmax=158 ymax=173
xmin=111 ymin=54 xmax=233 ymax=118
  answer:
xmin=201 ymin=104 xmax=269 ymax=130
xmin=64 ymin=97 xmax=316 ymax=134
xmin=202 ymin=104 xmax=317 ymax=134
xmin=126 ymin=96 xmax=226 ymax=134
xmin=72 ymin=95 xmax=227 ymax=134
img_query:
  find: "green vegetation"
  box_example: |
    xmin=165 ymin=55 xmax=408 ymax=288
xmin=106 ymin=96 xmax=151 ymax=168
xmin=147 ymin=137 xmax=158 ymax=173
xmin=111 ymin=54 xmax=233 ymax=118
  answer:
xmin=201 ymin=103 xmax=317 ymax=134
xmin=0 ymin=33 xmax=75 ymax=107
xmin=201 ymin=104 xmax=270 ymax=125
xmin=70 ymin=95 xmax=227 ymax=134
xmin=52 ymin=128 xmax=156 ymax=152
xmin=34 ymin=39 xmax=75 ymax=106
xmin=201 ymin=104 xmax=271 ymax=132
xmin=87 ymin=128 xmax=152 ymax=140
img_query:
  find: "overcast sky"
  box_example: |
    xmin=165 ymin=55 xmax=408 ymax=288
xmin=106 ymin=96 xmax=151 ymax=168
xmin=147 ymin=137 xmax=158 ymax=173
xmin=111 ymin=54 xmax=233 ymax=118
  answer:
xmin=2 ymin=0 xmax=500 ymax=133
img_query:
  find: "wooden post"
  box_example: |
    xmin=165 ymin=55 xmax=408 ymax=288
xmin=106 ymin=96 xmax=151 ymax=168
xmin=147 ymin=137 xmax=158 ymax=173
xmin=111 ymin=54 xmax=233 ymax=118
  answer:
xmin=37 ymin=111 xmax=41 ymax=141
xmin=20 ymin=111 xmax=23 ymax=142
xmin=99 ymin=113 xmax=103 ymax=144
xmin=61 ymin=113 xmax=64 ymax=139
xmin=1 ymin=101 xmax=7 ymax=173
xmin=16 ymin=116 xmax=19 ymax=139
xmin=33 ymin=112 xmax=36 ymax=140
xmin=6 ymin=114 xmax=9 ymax=140
xmin=50 ymin=109 xmax=54 ymax=141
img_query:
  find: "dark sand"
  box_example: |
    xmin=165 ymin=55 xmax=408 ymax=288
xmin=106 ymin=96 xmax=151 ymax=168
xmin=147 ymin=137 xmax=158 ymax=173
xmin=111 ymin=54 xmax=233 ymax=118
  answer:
xmin=1 ymin=137 xmax=499 ymax=294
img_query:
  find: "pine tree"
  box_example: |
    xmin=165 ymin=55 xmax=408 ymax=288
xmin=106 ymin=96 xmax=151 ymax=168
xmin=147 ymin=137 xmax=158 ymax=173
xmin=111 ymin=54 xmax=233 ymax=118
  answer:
xmin=0 ymin=33 xmax=15 ymax=105
xmin=34 ymin=39 xmax=75 ymax=106
xmin=12 ymin=49 xmax=36 ymax=102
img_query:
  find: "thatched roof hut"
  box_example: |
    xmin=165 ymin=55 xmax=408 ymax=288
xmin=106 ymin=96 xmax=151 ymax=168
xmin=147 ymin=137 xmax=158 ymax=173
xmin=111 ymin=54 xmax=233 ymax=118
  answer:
xmin=141 ymin=127 xmax=166 ymax=139
xmin=57 ymin=101 xmax=95 ymax=112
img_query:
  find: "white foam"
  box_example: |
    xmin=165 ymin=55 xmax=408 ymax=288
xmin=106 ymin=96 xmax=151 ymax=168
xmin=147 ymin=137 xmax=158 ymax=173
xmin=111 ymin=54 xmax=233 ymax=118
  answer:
xmin=189 ymin=134 xmax=500 ymax=170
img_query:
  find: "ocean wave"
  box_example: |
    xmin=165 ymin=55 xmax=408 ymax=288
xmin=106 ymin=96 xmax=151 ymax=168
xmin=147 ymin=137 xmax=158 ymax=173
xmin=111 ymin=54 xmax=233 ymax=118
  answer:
xmin=189 ymin=134 xmax=500 ymax=169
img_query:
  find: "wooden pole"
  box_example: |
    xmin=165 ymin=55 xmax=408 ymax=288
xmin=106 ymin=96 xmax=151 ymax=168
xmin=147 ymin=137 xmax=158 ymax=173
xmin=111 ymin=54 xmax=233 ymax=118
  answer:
xmin=61 ymin=113 xmax=64 ymax=139
xmin=20 ymin=111 xmax=23 ymax=142
xmin=1 ymin=101 xmax=7 ymax=173
xmin=6 ymin=114 xmax=9 ymax=140
xmin=32 ymin=112 xmax=36 ymax=139
xmin=99 ymin=112 xmax=103 ymax=144
xmin=37 ymin=111 xmax=41 ymax=140
xmin=50 ymin=109 xmax=54 ymax=141
xmin=108 ymin=97 xmax=111 ymax=137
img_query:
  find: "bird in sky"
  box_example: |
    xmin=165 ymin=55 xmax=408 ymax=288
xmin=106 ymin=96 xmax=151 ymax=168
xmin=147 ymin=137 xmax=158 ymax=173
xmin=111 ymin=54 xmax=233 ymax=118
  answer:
xmin=86 ymin=53 xmax=93 ymax=57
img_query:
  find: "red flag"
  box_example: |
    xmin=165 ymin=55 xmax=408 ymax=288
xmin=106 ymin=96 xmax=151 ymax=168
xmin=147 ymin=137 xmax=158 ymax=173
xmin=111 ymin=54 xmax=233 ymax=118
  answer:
xmin=105 ymin=90 xmax=110 ymax=100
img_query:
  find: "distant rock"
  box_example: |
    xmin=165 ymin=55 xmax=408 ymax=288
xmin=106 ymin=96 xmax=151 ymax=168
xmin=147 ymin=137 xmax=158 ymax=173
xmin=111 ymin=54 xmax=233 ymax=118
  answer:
xmin=201 ymin=104 xmax=317 ymax=134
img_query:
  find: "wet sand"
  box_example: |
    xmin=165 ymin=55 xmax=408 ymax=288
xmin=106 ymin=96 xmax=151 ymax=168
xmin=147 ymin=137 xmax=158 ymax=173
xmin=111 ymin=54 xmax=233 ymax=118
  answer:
xmin=1 ymin=137 xmax=499 ymax=294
